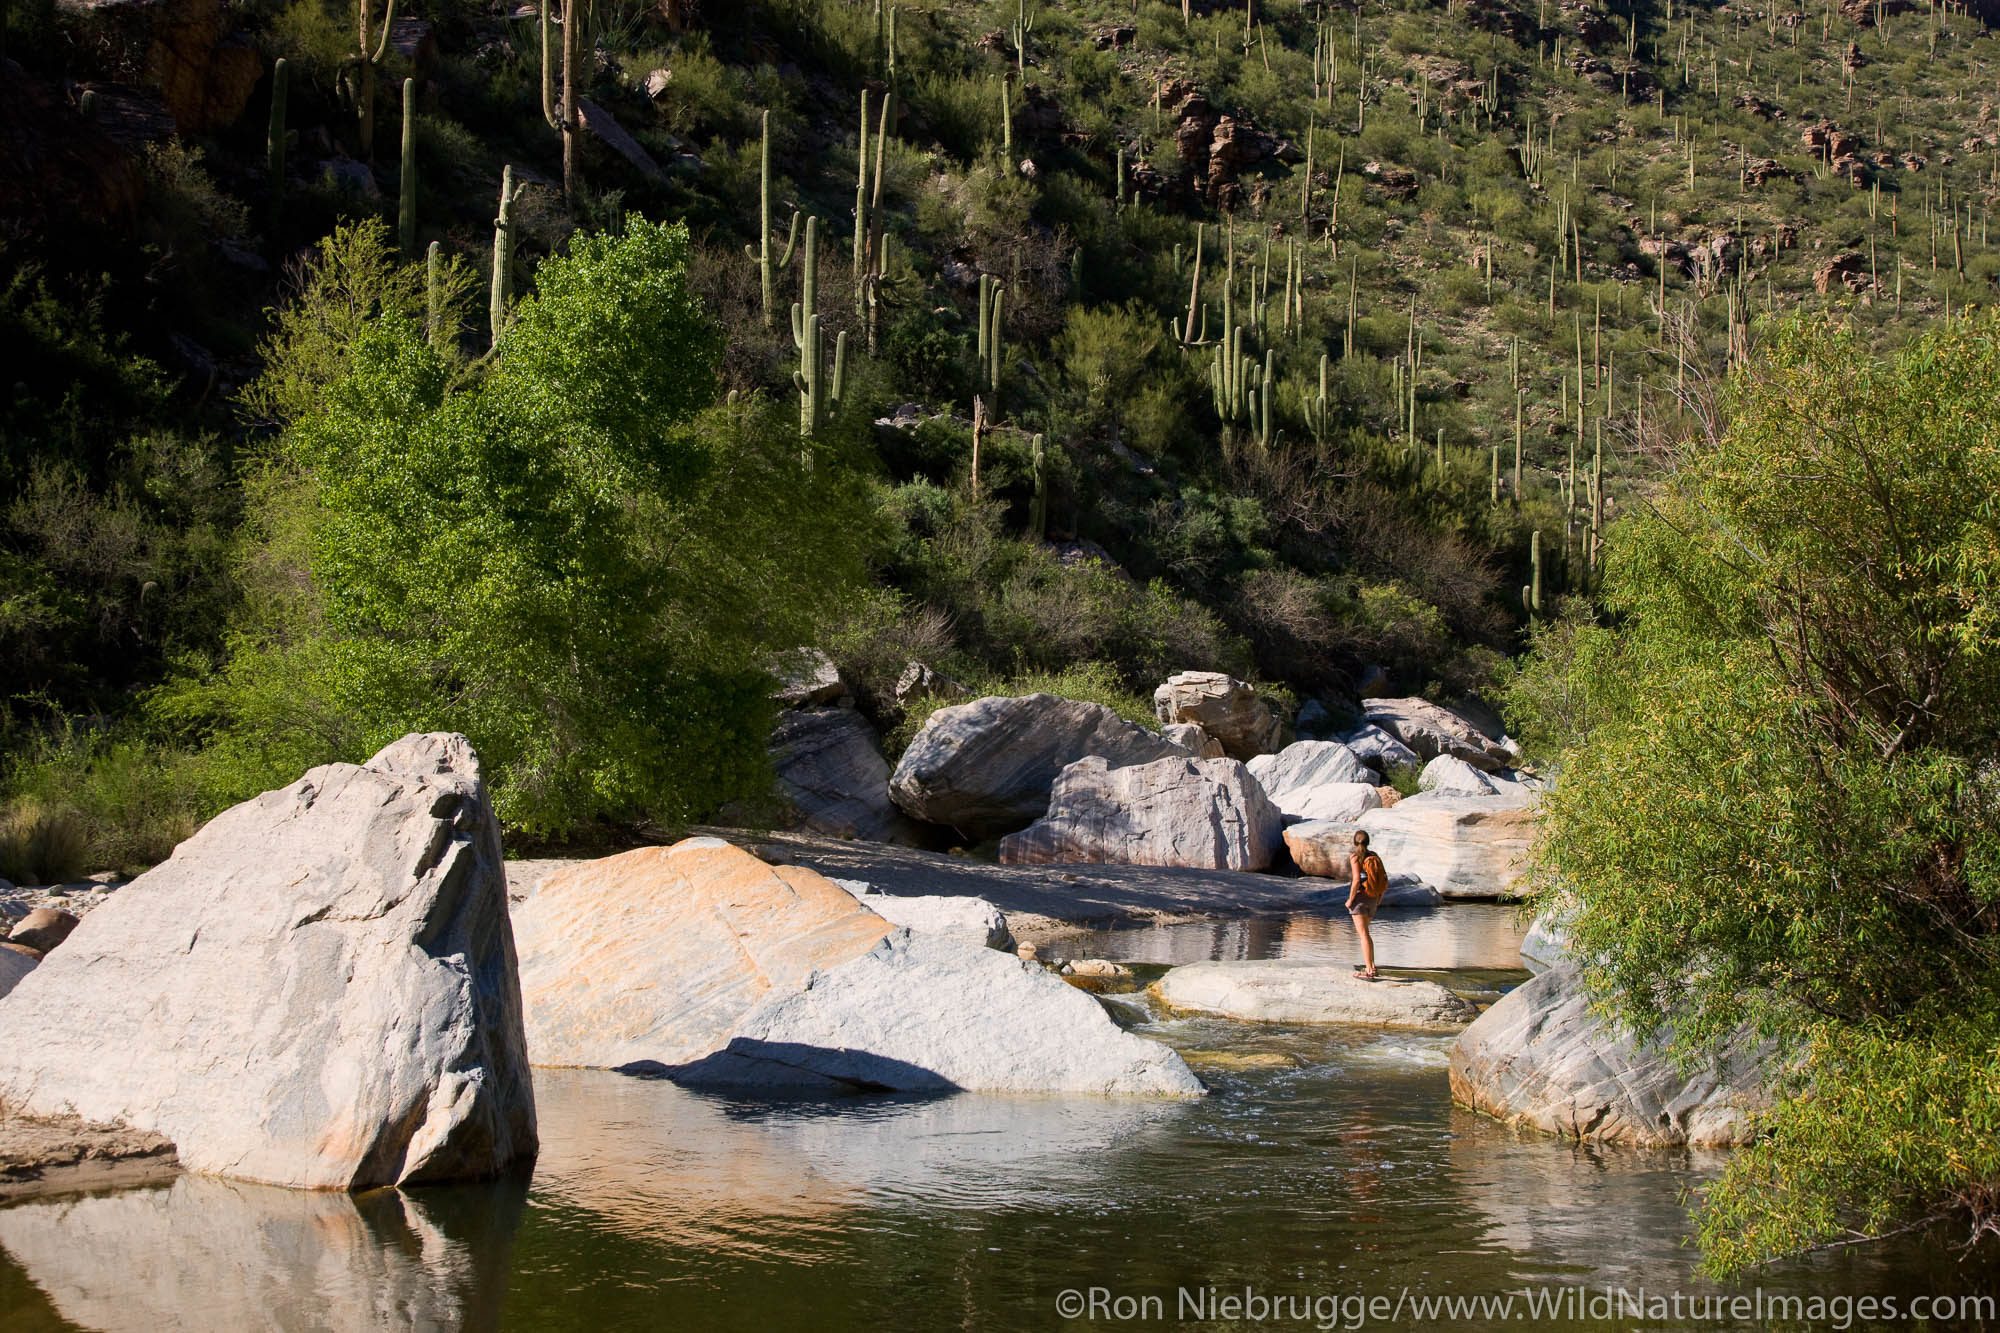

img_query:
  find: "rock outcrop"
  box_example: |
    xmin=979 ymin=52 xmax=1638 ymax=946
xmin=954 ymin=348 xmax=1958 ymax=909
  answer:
xmin=1248 ymin=741 xmax=1386 ymax=824
xmin=0 ymin=733 xmax=538 ymax=1190
xmin=1356 ymin=793 xmax=1537 ymax=899
xmin=1519 ymin=908 xmax=1571 ymax=972
xmin=1152 ymin=671 xmax=1285 ymax=759
xmin=674 ymin=930 xmax=1204 ymax=1095
xmin=1362 ymin=698 xmax=1516 ymax=773
xmin=513 ymin=839 xmax=897 ymax=1071
xmin=889 ymin=694 xmax=1186 ymax=839
xmin=1450 ymin=963 xmax=1775 ymax=1147
xmin=769 ymin=707 xmax=924 ymax=844
xmin=1154 ymin=961 xmax=1478 ymax=1030
xmin=997 ymin=754 xmax=1284 ymax=871
xmin=57 ymin=0 xmax=262 ymax=132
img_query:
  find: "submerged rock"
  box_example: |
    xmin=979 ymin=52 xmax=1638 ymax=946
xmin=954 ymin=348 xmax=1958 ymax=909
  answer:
xmin=1449 ymin=963 xmax=1775 ymax=1148
xmin=997 ymin=754 xmax=1285 ymax=871
xmin=769 ymin=708 xmax=925 ymax=845
xmin=0 ymin=733 xmax=538 ymax=1190
xmin=674 ymin=930 xmax=1204 ymax=1096
xmin=889 ymin=694 xmax=1186 ymax=839
xmin=1152 ymin=671 xmax=1285 ymax=760
xmin=1153 ymin=960 xmax=1478 ymax=1030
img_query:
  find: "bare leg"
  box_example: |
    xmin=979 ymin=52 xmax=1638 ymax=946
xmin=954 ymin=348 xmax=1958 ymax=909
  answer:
xmin=1351 ymin=911 xmax=1377 ymax=977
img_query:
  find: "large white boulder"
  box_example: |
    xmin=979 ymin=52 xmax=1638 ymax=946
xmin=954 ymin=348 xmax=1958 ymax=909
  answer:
xmin=514 ymin=840 xmax=897 ymax=1071
xmin=1362 ymin=697 xmax=1516 ymax=773
xmin=1355 ymin=792 xmax=1538 ymax=899
xmin=889 ymin=694 xmax=1187 ymax=839
xmin=513 ymin=841 xmax=1197 ymax=1096
xmin=1450 ymin=963 xmax=1775 ymax=1148
xmin=0 ymin=733 xmax=538 ymax=1190
xmin=769 ymin=707 xmax=924 ymax=844
xmin=675 ymin=930 xmax=1205 ymax=1096
xmin=997 ymin=754 xmax=1285 ymax=871
xmin=1418 ymin=754 xmax=1498 ymax=796
xmin=1519 ymin=907 xmax=1572 ymax=972
xmin=1154 ymin=960 xmax=1478 ymax=1030
xmin=1152 ymin=671 xmax=1286 ymax=760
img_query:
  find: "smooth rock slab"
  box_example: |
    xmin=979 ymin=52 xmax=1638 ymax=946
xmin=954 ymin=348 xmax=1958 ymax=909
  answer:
xmin=997 ymin=754 xmax=1284 ymax=871
xmin=673 ymin=930 xmax=1205 ymax=1096
xmin=1449 ymin=963 xmax=1774 ymax=1147
xmin=769 ymin=708 xmax=924 ymax=845
xmin=1362 ymin=698 xmax=1516 ymax=773
xmin=1154 ymin=960 xmax=1478 ymax=1030
xmin=889 ymin=694 xmax=1187 ymax=840
xmin=1356 ymin=793 xmax=1538 ymax=899
xmin=514 ymin=840 xmax=895 ymax=1070
xmin=0 ymin=733 xmax=537 ymax=1190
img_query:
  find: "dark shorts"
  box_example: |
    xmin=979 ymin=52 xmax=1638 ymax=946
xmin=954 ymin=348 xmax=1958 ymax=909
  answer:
xmin=1351 ymin=896 xmax=1381 ymax=919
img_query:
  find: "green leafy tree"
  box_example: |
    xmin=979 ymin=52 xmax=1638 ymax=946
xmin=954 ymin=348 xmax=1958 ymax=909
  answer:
xmin=165 ymin=218 xmax=872 ymax=834
xmin=1507 ymin=314 xmax=2000 ymax=1273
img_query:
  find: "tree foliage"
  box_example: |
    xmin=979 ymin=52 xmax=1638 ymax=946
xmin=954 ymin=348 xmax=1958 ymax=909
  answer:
xmin=1506 ymin=314 xmax=2000 ymax=1272
xmin=163 ymin=218 xmax=872 ymax=834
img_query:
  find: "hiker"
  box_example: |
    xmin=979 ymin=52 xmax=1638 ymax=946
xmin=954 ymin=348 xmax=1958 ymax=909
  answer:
xmin=1346 ymin=829 xmax=1388 ymax=979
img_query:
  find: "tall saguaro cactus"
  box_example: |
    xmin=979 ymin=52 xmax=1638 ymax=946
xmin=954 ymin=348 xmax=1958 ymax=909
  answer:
xmin=744 ymin=110 xmax=801 ymax=328
xmin=791 ymin=217 xmax=846 ymax=437
xmin=398 ymin=78 xmax=417 ymax=258
xmin=489 ymin=165 xmax=521 ymax=351
xmin=352 ymin=0 xmax=396 ymax=162
xmin=1521 ymin=529 xmax=1544 ymax=618
xmin=267 ymin=58 xmax=288 ymax=239
xmin=540 ymin=0 xmax=578 ymax=199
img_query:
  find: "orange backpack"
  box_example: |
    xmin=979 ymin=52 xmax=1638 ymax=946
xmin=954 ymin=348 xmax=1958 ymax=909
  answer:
xmin=1361 ymin=852 xmax=1388 ymax=897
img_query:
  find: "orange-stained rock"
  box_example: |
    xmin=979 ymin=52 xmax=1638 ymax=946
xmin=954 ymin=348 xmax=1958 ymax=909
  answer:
xmin=512 ymin=839 xmax=895 ymax=1070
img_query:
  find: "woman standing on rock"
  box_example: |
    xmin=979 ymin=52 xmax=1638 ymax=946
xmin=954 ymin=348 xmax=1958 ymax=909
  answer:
xmin=1346 ymin=830 xmax=1389 ymax=979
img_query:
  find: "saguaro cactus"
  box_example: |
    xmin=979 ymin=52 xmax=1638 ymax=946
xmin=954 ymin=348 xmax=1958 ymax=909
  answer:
xmin=1028 ymin=433 xmax=1047 ymax=537
xmin=267 ymin=59 xmax=288 ymax=237
xmin=352 ymin=0 xmax=396 ymax=162
xmin=425 ymin=240 xmax=443 ymax=346
xmin=540 ymin=0 xmax=578 ymax=198
xmin=1521 ymin=529 xmax=1543 ymax=618
xmin=398 ymin=78 xmax=417 ymax=258
xmin=790 ymin=217 xmax=846 ymax=437
xmin=977 ymin=274 xmax=1005 ymax=400
xmin=744 ymin=110 xmax=801 ymax=328
xmin=489 ymin=165 xmax=521 ymax=350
